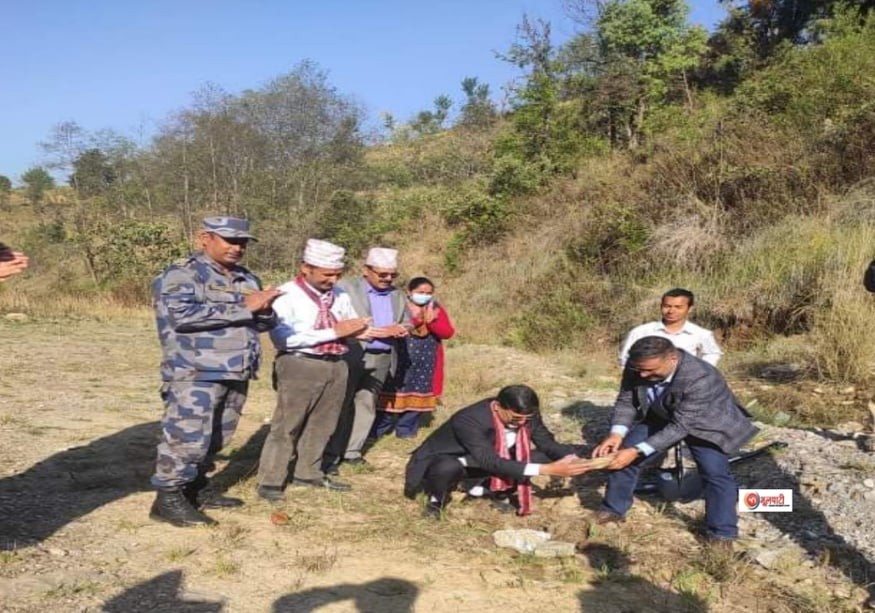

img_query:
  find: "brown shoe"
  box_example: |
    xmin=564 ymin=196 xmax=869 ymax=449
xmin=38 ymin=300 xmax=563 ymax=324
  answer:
xmin=594 ymin=511 xmax=625 ymax=526
xmin=704 ymin=538 xmax=734 ymax=552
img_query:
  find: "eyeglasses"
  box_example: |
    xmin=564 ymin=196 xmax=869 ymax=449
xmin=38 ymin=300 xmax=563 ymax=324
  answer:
xmin=504 ymin=409 xmax=533 ymax=422
xmin=367 ymin=266 xmax=399 ymax=279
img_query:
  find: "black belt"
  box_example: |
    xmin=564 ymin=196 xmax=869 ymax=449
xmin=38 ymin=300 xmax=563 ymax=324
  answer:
xmin=365 ymin=349 xmax=391 ymax=355
xmin=279 ymin=351 xmax=346 ymax=362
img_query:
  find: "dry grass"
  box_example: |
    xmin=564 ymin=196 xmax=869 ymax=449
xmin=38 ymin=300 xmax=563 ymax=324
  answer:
xmin=210 ymin=556 xmax=241 ymax=577
xmin=295 ymin=548 xmax=338 ymax=574
xmin=647 ymin=195 xmax=729 ymax=271
xmin=0 ymin=293 xmax=870 ymax=612
xmin=0 ymin=287 xmax=152 ymax=320
xmin=164 ymin=546 xmax=198 ymax=562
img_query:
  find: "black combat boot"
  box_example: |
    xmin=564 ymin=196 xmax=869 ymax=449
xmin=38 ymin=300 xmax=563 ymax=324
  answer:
xmin=183 ymin=474 xmax=244 ymax=510
xmin=150 ymin=487 xmax=218 ymax=527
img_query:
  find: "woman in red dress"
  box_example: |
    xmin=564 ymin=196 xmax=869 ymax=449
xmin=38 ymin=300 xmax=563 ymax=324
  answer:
xmin=373 ymin=277 xmax=455 ymax=439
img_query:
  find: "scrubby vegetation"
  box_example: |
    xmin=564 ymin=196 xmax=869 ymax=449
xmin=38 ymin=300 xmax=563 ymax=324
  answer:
xmin=3 ymin=1 xmax=875 ymax=418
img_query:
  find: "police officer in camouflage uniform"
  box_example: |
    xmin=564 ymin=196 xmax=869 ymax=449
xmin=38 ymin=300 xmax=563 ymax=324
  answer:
xmin=150 ymin=216 xmax=282 ymax=527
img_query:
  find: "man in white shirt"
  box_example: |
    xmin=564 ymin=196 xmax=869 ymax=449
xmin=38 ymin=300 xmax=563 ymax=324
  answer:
xmin=256 ymin=239 xmax=371 ymax=501
xmin=619 ymin=288 xmax=722 ymax=368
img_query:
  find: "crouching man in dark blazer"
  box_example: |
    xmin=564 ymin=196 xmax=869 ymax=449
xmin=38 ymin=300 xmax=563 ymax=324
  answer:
xmin=404 ymin=384 xmax=592 ymax=519
xmin=592 ymin=336 xmax=758 ymax=545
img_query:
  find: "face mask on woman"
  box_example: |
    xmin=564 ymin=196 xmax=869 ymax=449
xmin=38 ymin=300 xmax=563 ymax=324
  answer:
xmin=410 ymin=293 xmax=433 ymax=306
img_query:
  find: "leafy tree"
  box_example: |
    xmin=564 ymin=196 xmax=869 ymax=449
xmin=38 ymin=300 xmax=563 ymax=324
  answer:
xmin=493 ymin=15 xmax=607 ymax=191
xmin=0 ymin=175 xmax=11 ymax=207
xmin=409 ymin=95 xmax=453 ymax=136
xmin=458 ymin=77 xmax=497 ymax=129
xmin=140 ymin=60 xmax=366 ymax=254
xmin=499 ymin=15 xmax=560 ymax=160
xmin=71 ymin=216 xmax=188 ymax=295
xmin=593 ymin=0 xmax=708 ymax=146
xmin=703 ymin=0 xmax=875 ymax=91
xmin=40 ymin=120 xmax=87 ymax=178
xmin=70 ymin=148 xmax=116 ymax=197
xmin=21 ymin=166 xmax=55 ymax=206
xmin=315 ymin=190 xmax=388 ymax=257
xmin=234 ymin=61 xmax=366 ymax=219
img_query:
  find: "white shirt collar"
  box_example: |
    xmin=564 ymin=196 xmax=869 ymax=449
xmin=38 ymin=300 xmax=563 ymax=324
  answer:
xmin=655 ymin=320 xmax=695 ymax=335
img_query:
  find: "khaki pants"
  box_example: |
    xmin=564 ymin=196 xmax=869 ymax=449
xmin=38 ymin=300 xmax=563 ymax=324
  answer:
xmin=324 ymin=351 xmax=392 ymax=463
xmin=257 ymin=354 xmax=348 ymax=485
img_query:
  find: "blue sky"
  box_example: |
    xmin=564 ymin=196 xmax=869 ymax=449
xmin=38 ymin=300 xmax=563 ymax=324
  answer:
xmin=1 ymin=1 xmax=725 ymax=182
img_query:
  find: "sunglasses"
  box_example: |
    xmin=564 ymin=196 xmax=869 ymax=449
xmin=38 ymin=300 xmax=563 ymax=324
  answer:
xmin=367 ymin=266 xmax=399 ymax=279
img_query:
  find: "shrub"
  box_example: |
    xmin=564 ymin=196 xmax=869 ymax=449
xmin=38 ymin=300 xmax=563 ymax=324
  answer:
xmin=73 ymin=217 xmax=189 ymax=303
xmin=565 ymin=200 xmax=649 ymax=273
xmin=488 ymin=153 xmax=547 ymax=197
xmin=510 ymin=283 xmax=597 ymax=351
xmin=733 ymin=13 xmax=875 ymax=135
xmin=316 ymin=190 xmax=393 ymax=259
xmin=440 ymin=182 xmax=511 ymax=246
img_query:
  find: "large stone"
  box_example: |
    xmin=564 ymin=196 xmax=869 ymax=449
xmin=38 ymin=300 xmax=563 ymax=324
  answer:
xmin=493 ymin=529 xmax=551 ymax=554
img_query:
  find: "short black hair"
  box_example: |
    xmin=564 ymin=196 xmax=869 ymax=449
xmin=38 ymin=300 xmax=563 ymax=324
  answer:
xmin=407 ymin=276 xmax=434 ymax=292
xmin=496 ymin=385 xmax=540 ymax=414
xmin=628 ymin=336 xmax=676 ymax=363
xmin=662 ymin=288 xmax=694 ymax=306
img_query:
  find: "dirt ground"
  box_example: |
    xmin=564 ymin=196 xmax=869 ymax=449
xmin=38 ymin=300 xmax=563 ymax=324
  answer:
xmin=0 ymin=318 xmax=870 ymax=612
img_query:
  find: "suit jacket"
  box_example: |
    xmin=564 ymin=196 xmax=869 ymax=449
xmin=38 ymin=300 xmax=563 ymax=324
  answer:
xmin=338 ymin=277 xmax=410 ymax=350
xmin=865 ymin=258 xmax=875 ymax=292
xmin=404 ymin=399 xmax=581 ymax=499
xmin=611 ymin=350 xmax=758 ymax=454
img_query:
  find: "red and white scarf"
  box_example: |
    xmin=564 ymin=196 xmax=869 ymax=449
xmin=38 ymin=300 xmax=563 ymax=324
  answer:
xmin=489 ymin=408 xmax=533 ymax=516
xmin=294 ymin=276 xmax=347 ymax=355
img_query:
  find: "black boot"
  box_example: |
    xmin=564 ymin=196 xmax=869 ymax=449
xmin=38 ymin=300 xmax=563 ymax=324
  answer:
xmin=150 ymin=487 xmax=217 ymax=527
xmin=183 ymin=475 xmax=244 ymax=510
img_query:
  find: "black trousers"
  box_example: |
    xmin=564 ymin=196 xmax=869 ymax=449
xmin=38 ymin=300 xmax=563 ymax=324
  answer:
xmin=420 ymin=451 xmax=551 ymax=502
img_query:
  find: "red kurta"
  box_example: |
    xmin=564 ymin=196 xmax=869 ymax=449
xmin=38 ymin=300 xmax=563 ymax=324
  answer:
xmin=414 ymin=305 xmax=455 ymax=397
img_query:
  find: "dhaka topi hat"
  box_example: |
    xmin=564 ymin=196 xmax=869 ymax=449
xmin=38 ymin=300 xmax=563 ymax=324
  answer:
xmin=303 ymin=239 xmax=345 ymax=270
xmin=366 ymin=247 xmax=398 ymax=269
xmin=202 ymin=216 xmax=257 ymax=241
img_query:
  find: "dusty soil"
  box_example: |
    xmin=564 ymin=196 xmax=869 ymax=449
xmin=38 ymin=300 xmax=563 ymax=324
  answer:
xmin=0 ymin=318 xmax=872 ymax=612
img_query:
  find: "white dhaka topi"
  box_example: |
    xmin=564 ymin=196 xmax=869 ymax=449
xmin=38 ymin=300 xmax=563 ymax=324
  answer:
xmin=304 ymin=239 xmax=345 ymax=269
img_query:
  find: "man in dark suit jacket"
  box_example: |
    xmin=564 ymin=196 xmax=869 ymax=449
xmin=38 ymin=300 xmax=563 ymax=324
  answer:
xmin=404 ymin=384 xmax=591 ymax=518
xmin=593 ymin=336 xmax=758 ymax=544
xmin=323 ymin=247 xmax=411 ymax=471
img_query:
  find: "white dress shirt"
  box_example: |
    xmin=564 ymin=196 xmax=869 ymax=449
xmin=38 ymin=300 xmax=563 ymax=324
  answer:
xmin=269 ymin=280 xmax=360 ymax=353
xmin=619 ymin=320 xmax=722 ymax=367
xmin=457 ymin=426 xmax=540 ymax=476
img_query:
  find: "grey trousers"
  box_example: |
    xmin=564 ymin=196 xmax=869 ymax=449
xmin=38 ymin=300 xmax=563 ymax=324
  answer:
xmin=257 ymin=354 xmax=348 ymax=485
xmin=325 ymin=351 xmax=392 ymax=462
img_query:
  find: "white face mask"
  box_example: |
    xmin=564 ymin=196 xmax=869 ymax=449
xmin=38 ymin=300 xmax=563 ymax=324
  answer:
xmin=410 ymin=293 xmax=433 ymax=306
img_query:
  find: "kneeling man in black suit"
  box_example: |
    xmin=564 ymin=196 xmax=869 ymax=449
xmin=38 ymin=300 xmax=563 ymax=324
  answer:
xmin=593 ymin=336 xmax=758 ymax=545
xmin=404 ymin=384 xmax=591 ymax=519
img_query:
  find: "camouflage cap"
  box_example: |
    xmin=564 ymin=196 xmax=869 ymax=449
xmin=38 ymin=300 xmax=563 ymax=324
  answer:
xmin=202 ymin=216 xmax=257 ymax=241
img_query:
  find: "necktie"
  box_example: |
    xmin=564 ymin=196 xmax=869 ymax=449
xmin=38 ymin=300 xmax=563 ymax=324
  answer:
xmin=647 ymin=383 xmax=666 ymax=404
